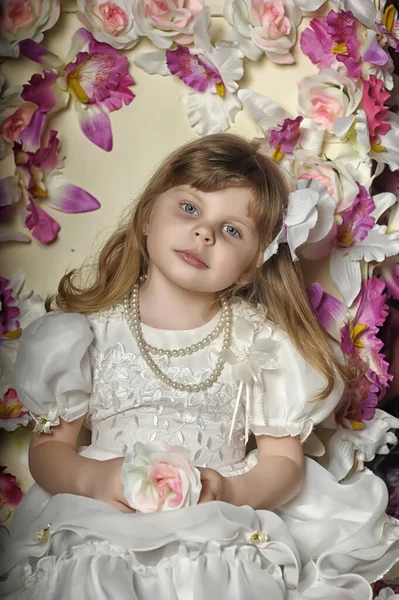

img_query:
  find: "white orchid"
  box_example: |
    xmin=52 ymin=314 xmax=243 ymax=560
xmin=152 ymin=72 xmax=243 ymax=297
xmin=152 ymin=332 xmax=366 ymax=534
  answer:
xmin=370 ymin=112 xmax=399 ymax=172
xmin=265 ymin=179 xmax=336 ymax=262
xmin=329 ymin=190 xmax=399 ymax=306
xmin=134 ymin=8 xmax=244 ymax=135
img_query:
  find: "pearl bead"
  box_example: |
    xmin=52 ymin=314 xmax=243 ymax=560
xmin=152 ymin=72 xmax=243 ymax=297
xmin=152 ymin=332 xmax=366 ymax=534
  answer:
xmin=123 ymin=283 xmax=232 ymax=394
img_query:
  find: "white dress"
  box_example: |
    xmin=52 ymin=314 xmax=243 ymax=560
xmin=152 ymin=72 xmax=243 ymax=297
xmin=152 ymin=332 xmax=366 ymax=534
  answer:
xmin=1 ymin=299 xmax=399 ymax=600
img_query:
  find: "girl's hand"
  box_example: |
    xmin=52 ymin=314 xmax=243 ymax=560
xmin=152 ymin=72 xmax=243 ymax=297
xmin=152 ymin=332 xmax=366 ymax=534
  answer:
xmin=198 ymin=467 xmax=229 ymax=504
xmin=89 ymin=457 xmax=136 ymax=514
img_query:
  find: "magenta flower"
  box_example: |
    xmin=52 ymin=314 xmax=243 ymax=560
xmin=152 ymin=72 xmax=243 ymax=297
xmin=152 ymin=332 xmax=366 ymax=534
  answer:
xmin=340 ymin=277 xmax=391 ymax=392
xmin=166 ymin=44 xmax=223 ymax=93
xmin=0 ymin=467 xmax=23 ymax=525
xmin=9 ymin=129 xmax=100 ymax=243
xmin=301 ymin=9 xmax=390 ymax=81
xmin=300 ymin=16 xmax=335 ymax=70
xmin=24 ymin=200 xmax=60 ymax=244
xmin=307 ymin=282 xmax=346 ymax=340
xmin=19 ymin=28 xmax=135 ymax=151
xmin=0 ymin=388 xmax=29 ymax=430
xmin=336 ymin=185 xmax=375 ymax=248
xmin=269 ymin=116 xmax=303 ymax=156
xmin=336 ymin=375 xmax=379 ymax=429
xmin=361 ymin=75 xmax=391 ymax=145
xmin=0 ymin=277 xmax=21 ymax=339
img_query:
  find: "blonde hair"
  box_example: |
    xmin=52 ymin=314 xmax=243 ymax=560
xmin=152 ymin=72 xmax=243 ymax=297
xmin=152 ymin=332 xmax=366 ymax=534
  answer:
xmin=47 ymin=133 xmax=354 ymax=398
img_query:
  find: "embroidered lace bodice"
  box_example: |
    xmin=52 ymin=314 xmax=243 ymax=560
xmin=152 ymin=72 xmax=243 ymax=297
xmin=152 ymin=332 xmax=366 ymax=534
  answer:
xmin=14 ymin=299 xmax=344 ymax=473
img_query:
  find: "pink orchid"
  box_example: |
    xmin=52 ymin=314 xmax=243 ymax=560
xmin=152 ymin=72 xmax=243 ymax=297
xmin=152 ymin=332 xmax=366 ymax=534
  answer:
xmin=308 ymin=278 xmax=391 ymax=428
xmin=19 ymin=28 xmax=135 ymax=151
xmin=301 ymin=9 xmax=390 ymax=81
xmin=340 ymin=278 xmax=391 ymax=392
xmin=24 ymin=200 xmax=61 ymax=244
xmin=361 ymin=75 xmax=391 ymax=145
xmin=0 ymin=467 xmax=23 ymax=525
xmin=269 ymin=116 xmax=303 ymax=158
xmin=166 ymin=44 xmax=223 ymax=92
xmin=0 ymin=388 xmax=30 ymax=429
xmin=336 ymin=185 xmax=376 ymax=248
xmin=336 ymin=376 xmax=380 ymax=429
xmin=9 ymin=130 xmax=100 ymax=243
xmin=0 ymin=277 xmax=21 ymax=339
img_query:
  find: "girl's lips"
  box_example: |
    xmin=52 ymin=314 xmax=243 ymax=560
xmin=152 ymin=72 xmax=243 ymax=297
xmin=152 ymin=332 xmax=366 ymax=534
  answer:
xmin=175 ymin=250 xmax=208 ymax=269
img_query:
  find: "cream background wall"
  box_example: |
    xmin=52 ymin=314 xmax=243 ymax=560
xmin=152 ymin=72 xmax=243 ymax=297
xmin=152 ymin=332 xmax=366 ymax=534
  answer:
xmin=0 ymin=1 xmax=338 ymax=297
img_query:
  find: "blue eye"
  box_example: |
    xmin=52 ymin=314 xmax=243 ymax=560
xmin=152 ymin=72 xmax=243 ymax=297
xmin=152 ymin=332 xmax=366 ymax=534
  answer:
xmin=181 ymin=203 xmax=198 ymax=215
xmin=223 ymin=225 xmax=240 ymax=238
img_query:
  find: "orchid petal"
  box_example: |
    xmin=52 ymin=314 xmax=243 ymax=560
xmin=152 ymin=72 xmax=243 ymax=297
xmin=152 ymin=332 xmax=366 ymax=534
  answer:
xmin=347 ymin=224 xmax=399 ymax=263
xmin=181 ymin=89 xmax=241 ymax=135
xmin=238 ymin=89 xmax=288 ymax=136
xmin=193 ymin=6 xmax=212 ymax=55
xmin=19 ymin=39 xmax=63 ymax=70
xmin=134 ymin=52 xmax=170 ymax=75
xmin=18 ymin=109 xmax=48 ymax=153
xmin=47 ymin=179 xmax=101 ymax=213
xmin=74 ymin=103 xmax=113 ymax=152
xmin=371 ymin=192 xmax=396 ymax=221
xmin=24 ymin=201 xmax=60 ymax=244
xmin=330 ymin=251 xmax=362 ymax=307
xmin=66 ymin=27 xmax=94 ymax=64
xmin=387 ymin=203 xmax=399 ymax=233
xmin=229 ymin=30 xmax=263 ymax=61
xmin=307 ymin=283 xmax=347 ymax=340
xmin=372 ymin=113 xmax=399 ymax=171
xmin=363 ymin=37 xmax=388 ymax=66
xmin=212 ymin=41 xmax=244 ymax=93
xmin=0 ymin=229 xmax=31 ymax=243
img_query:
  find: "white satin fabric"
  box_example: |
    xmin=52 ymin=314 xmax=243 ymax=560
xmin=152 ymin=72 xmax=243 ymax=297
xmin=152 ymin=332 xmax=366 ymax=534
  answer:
xmin=2 ymin=299 xmax=399 ymax=599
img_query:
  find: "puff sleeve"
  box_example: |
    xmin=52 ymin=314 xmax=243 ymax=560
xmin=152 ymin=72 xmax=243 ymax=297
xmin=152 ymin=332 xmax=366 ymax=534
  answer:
xmin=13 ymin=312 xmax=94 ymax=433
xmin=248 ymin=329 xmax=344 ymax=444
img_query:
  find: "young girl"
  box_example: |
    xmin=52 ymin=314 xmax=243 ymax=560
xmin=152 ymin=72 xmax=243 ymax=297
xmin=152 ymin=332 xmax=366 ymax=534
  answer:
xmin=2 ymin=134 xmax=398 ymax=599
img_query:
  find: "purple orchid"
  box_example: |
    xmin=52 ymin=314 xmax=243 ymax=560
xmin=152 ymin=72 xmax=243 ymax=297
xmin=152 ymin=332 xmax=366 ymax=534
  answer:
xmin=165 ymin=44 xmax=224 ymax=94
xmin=0 ymin=277 xmax=21 ymax=339
xmin=269 ymin=116 xmax=303 ymax=157
xmin=340 ymin=277 xmax=391 ymax=392
xmin=19 ymin=28 xmax=135 ymax=151
xmin=8 ymin=129 xmax=100 ymax=243
xmin=307 ymin=277 xmax=391 ymax=427
xmin=301 ymin=9 xmax=390 ymax=81
xmin=336 ymin=185 xmax=376 ymax=248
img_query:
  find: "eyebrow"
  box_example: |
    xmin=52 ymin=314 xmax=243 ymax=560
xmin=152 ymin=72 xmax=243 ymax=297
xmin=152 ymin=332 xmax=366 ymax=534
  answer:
xmin=177 ymin=188 xmax=256 ymax=232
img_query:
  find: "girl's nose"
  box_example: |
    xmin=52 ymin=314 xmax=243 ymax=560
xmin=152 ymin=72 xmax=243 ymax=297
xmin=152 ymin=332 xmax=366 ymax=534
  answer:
xmin=194 ymin=226 xmax=215 ymax=245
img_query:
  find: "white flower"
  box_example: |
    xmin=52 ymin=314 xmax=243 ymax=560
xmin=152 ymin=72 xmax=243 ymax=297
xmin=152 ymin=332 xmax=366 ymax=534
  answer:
xmin=133 ymin=0 xmax=204 ymax=48
xmin=268 ymin=178 xmax=336 ymax=262
xmin=0 ymin=0 xmax=61 ymax=58
xmin=31 ymin=408 xmax=60 ymax=434
xmin=223 ymin=0 xmax=301 ymax=63
xmin=134 ymin=7 xmax=244 ymax=135
xmin=333 ymin=109 xmax=371 ymax=158
xmin=371 ymin=112 xmax=399 ymax=172
xmin=297 ymin=69 xmax=362 ymax=136
xmin=77 ymin=0 xmax=139 ymax=50
xmin=121 ymin=441 xmax=202 ymax=513
xmin=319 ymin=409 xmax=399 ymax=481
xmin=224 ymin=317 xmax=279 ymax=384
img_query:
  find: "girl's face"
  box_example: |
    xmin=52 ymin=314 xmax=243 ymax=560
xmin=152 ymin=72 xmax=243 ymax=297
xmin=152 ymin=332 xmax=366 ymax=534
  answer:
xmin=145 ymin=185 xmax=260 ymax=294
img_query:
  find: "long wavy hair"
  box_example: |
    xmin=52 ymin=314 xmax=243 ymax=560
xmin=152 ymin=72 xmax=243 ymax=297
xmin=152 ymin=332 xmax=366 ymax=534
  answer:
xmin=47 ymin=133 xmax=354 ymax=398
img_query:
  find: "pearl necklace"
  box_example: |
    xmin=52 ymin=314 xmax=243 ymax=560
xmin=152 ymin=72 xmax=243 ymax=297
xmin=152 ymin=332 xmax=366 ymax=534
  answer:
xmin=123 ymin=284 xmax=232 ymax=392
